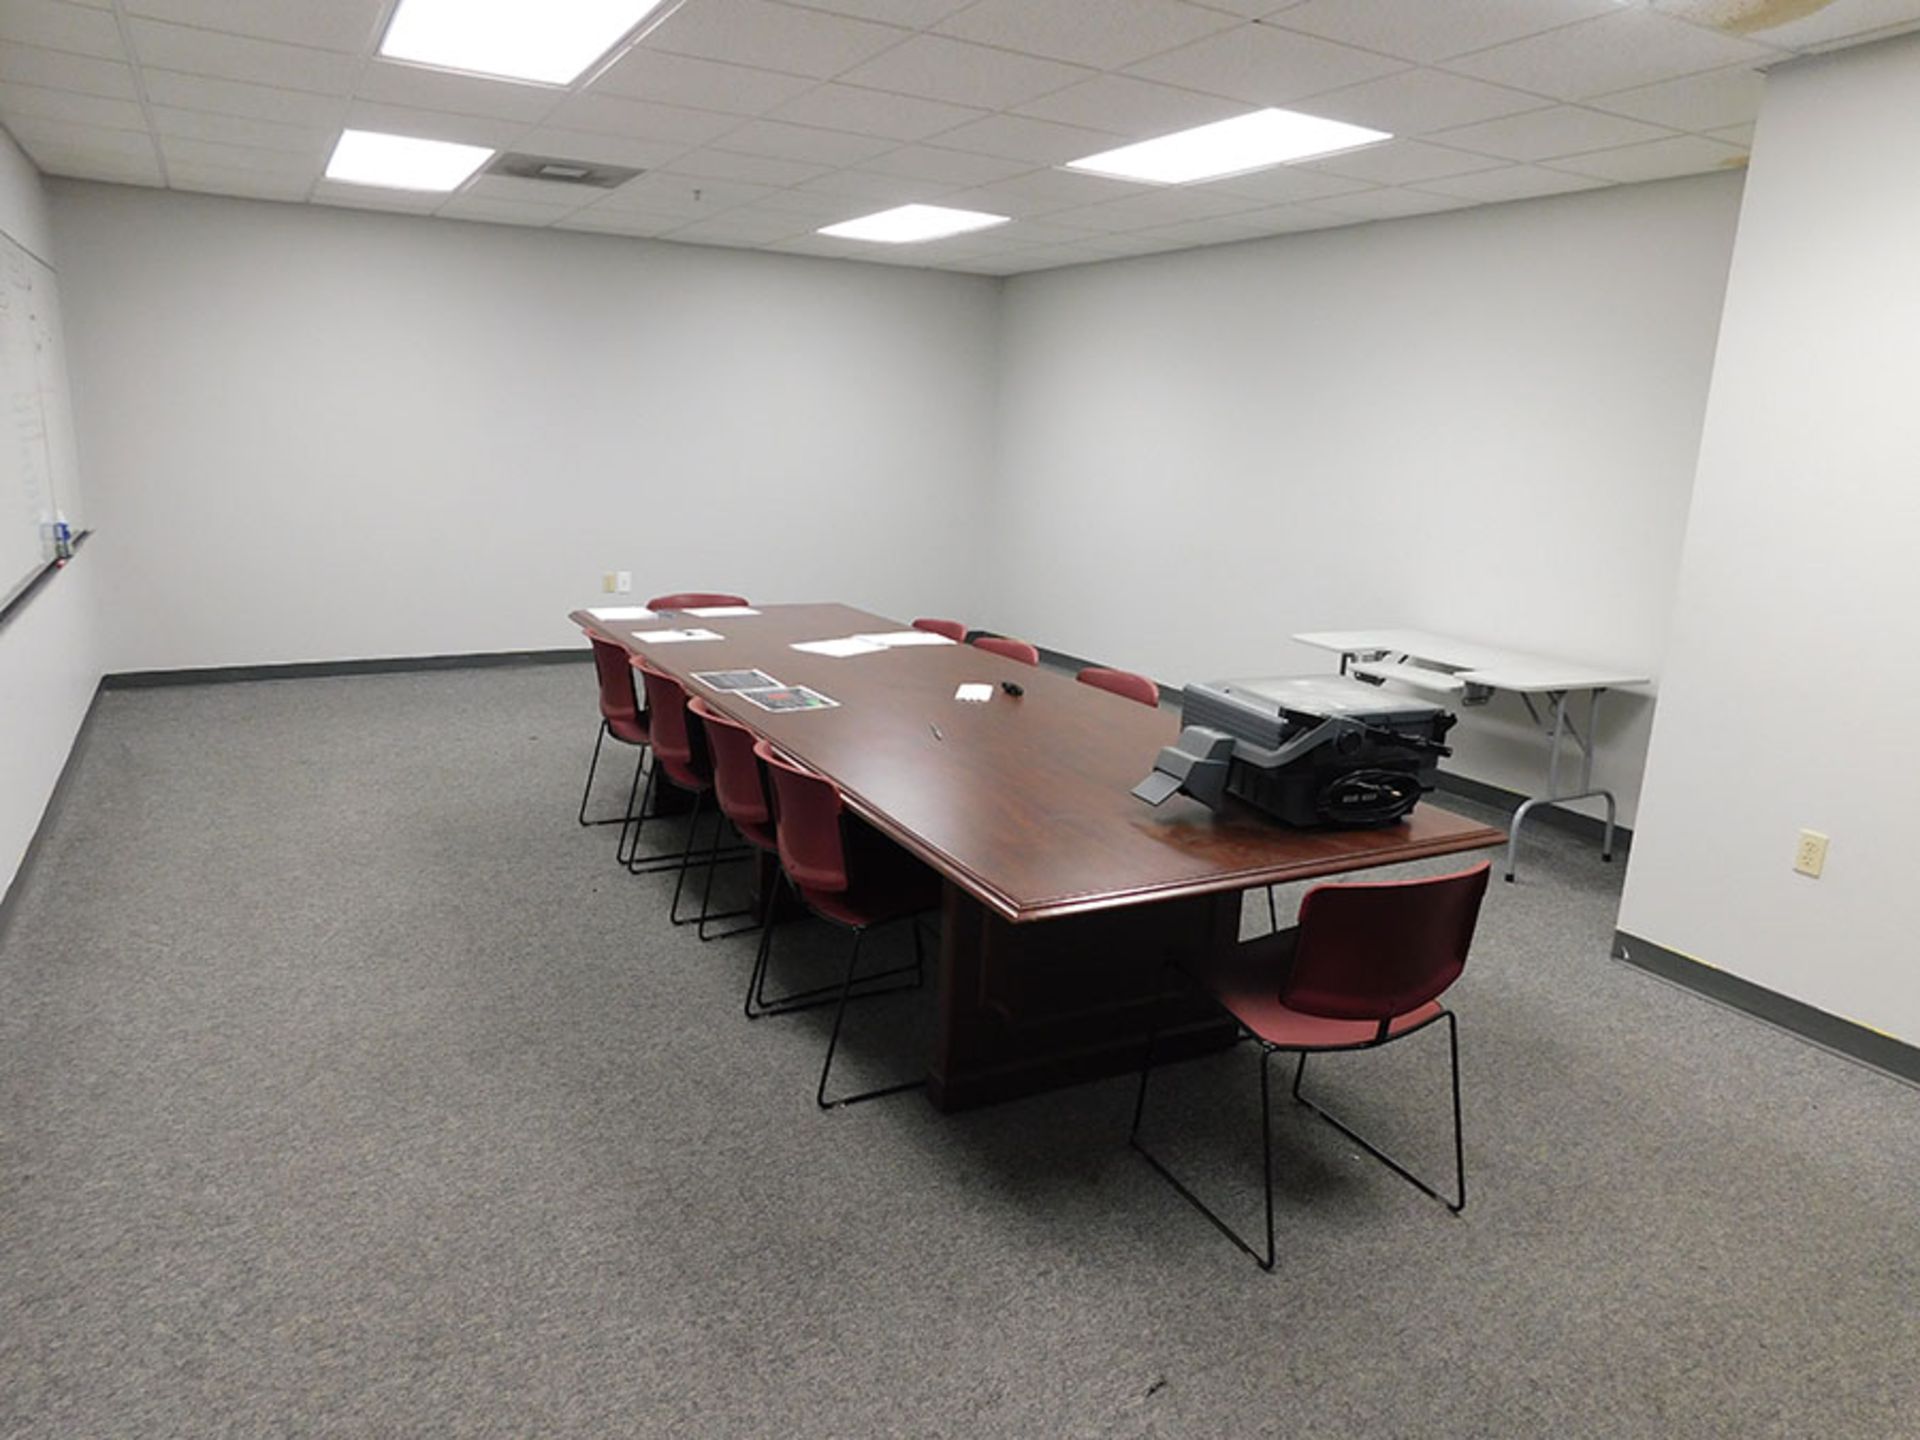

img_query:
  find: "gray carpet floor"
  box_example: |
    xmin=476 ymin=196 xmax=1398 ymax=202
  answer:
xmin=1 ymin=664 xmax=1915 ymax=1439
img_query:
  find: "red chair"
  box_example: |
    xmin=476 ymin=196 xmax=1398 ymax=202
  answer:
xmin=1077 ymin=666 xmax=1159 ymax=707
xmin=687 ymin=697 xmax=777 ymax=944
xmin=754 ymin=739 xmax=939 ymax=1107
xmin=578 ymin=635 xmax=650 ymax=847
xmin=629 ymin=661 xmax=750 ymax=913
xmin=647 ymin=591 xmax=748 ymax=611
xmin=971 ymin=635 xmax=1039 ymax=666
xmin=911 ymin=618 xmax=966 ymax=642
xmin=1131 ymin=863 xmax=1490 ymax=1269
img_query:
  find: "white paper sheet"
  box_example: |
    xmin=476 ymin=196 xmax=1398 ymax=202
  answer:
xmin=852 ymin=630 xmax=955 ymax=647
xmin=955 ymin=683 xmax=994 ymax=703
xmin=587 ymin=606 xmax=659 ymax=621
xmin=790 ymin=637 xmax=887 ymax=658
xmin=682 ymin=606 xmax=760 ymax=618
xmin=631 ymin=628 xmax=724 ymax=644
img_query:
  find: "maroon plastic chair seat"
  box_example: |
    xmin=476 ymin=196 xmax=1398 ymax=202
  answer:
xmin=971 ymin=635 xmax=1039 ymax=666
xmin=1077 ymin=666 xmax=1158 ymax=708
xmin=911 ymin=618 xmax=966 ymax=643
xmin=752 ymin=739 xmax=937 ymax=1106
xmin=647 ymin=591 xmax=748 ymax=611
xmin=1132 ymin=863 xmax=1490 ymax=1268
xmin=577 ymin=634 xmax=652 ymax=841
xmin=687 ymin=697 xmax=776 ymax=854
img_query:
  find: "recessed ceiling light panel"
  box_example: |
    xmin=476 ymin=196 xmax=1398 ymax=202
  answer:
xmin=818 ymin=204 xmax=1012 ymax=244
xmin=325 ymin=130 xmax=495 ymax=191
xmin=1066 ymin=108 xmax=1392 ymax=185
xmin=379 ymin=0 xmax=674 ymax=86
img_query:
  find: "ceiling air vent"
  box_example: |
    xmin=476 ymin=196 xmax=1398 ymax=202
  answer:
xmin=485 ymin=153 xmax=642 ymax=189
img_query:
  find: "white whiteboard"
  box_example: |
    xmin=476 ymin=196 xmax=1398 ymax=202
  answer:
xmin=0 ymin=228 xmax=83 ymax=609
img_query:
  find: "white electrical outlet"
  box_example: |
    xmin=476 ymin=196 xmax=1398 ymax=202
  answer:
xmin=1794 ymin=829 xmax=1828 ymax=879
xmin=615 ymin=571 xmax=633 ymax=594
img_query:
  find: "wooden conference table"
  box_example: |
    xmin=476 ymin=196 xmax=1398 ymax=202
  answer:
xmin=573 ymin=602 xmax=1505 ymax=1110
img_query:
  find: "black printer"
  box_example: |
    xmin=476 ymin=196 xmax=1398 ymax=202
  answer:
xmin=1133 ymin=675 xmax=1455 ymax=828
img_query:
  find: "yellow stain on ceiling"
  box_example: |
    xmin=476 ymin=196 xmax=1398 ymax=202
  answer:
xmin=1664 ymin=0 xmax=1840 ymax=33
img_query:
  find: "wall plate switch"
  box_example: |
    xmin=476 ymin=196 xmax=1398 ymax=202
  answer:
xmin=601 ymin=572 xmax=617 ymax=593
xmin=615 ymin=571 xmax=633 ymax=594
xmin=1794 ymin=829 xmax=1828 ymax=878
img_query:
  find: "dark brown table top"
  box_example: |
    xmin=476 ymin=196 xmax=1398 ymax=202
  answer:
xmin=571 ymin=603 xmax=1505 ymax=923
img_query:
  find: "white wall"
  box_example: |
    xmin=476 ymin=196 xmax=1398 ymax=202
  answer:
xmin=1618 ymin=37 xmax=1920 ymax=1044
xmin=0 ymin=126 xmax=102 ymax=905
xmin=48 ymin=183 xmax=999 ymax=672
xmin=987 ymin=173 xmax=1746 ymax=825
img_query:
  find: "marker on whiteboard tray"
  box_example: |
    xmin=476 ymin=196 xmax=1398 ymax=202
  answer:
xmin=52 ymin=511 xmax=72 ymax=560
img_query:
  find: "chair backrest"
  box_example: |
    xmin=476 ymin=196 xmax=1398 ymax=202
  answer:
xmin=647 ymin=591 xmax=748 ymax=611
xmin=688 ymin=696 xmax=770 ymax=827
xmin=912 ymin=618 xmax=966 ymax=642
xmin=1077 ymin=666 xmax=1158 ymax=707
xmin=1281 ymin=863 xmax=1491 ymax=1026
xmin=754 ymin=739 xmax=849 ymax=893
xmin=587 ymin=635 xmax=643 ymax=727
xmin=634 ymin=660 xmax=709 ymax=788
xmin=972 ymin=635 xmax=1039 ymax=666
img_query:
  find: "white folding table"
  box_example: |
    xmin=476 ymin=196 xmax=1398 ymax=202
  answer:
xmin=1292 ymin=628 xmax=1650 ymax=882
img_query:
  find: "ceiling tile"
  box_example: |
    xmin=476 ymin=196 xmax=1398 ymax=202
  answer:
xmin=546 ymin=92 xmax=745 ymax=147
xmin=589 ymin=48 xmax=817 ymax=116
xmin=594 ymin=169 xmax=772 ymax=214
xmin=838 ymin=34 xmax=1095 ymax=110
xmin=709 ymin=116 xmax=896 ymax=165
xmin=158 ymin=134 xmax=322 ymax=176
xmin=1059 ymin=184 xmax=1259 ymax=230
xmin=149 ymin=104 xmax=332 ymax=154
xmin=5 ymin=113 xmax=157 ymax=164
xmin=781 ymin=0 xmax=979 ymax=25
xmin=0 ymin=80 xmax=143 ymax=130
xmin=512 ymin=126 xmax=692 ymax=171
xmin=1413 ymin=162 xmax=1607 ymax=202
xmin=1127 ymin=21 xmax=1406 ymax=104
xmin=355 ymin=59 xmax=566 ymax=123
xmin=1549 ymin=132 xmax=1748 ymax=182
xmin=1308 ymin=184 xmax=1472 ymax=219
xmin=1707 ymin=120 xmax=1754 ymax=146
xmin=1440 ymin=9 xmax=1779 ymax=100
xmin=925 ymin=112 xmax=1123 ymax=164
xmin=1589 ymin=63 xmax=1767 ymax=132
xmin=750 ymin=184 xmax=882 ymax=218
xmin=936 ymin=166 xmax=1143 ymax=215
xmin=166 ymin=161 xmax=313 ymax=200
xmin=310 ymin=179 xmax=443 ymax=213
xmin=766 ymin=82 xmax=984 ymax=141
xmin=0 ymin=1 xmax=125 ymax=61
xmin=1224 ymin=201 xmax=1357 ymax=232
xmin=1304 ymin=67 xmax=1551 ymax=135
xmin=665 ymin=208 xmax=815 ymax=243
xmin=1266 ymin=0 xmax=1622 ymax=62
xmin=342 ymin=100 xmax=528 ymax=150
xmin=126 ymin=18 xmax=361 ymax=92
xmin=934 ymin=0 xmax=1240 ymax=71
xmin=663 ymin=148 xmax=832 ymax=186
xmin=854 ymin=144 xmax=1036 ymax=186
xmin=141 ymin=67 xmax=349 ymax=126
xmin=459 ymin=173 xmax=599 ymax=206
xmin=1654 ymin=0 xmax=1920 ymax=51
xmin=644 ymin=0 xmax=909 ymax=79
xmin=1206 ymin=160 xmax=1375 ymax=202
xmin=0 ymin=43 xmax=136 ymax=98
xmin=1128 ymin=213 xmax=1277 ymax=247
xmin=1433 ymin=105 xmax=1674 ymax=162
xmin=1302 ymin=137 xmax=1502 ymax=183
xmin=786 ymin=167 xmax=951 ymax=202
xmin=1012 ymin=74 xmax=1245 ymax=136
xmin=121 ymin=0 xmax=386 ymax=54
xmin=24 ymin=145 xmax=164 ymax=185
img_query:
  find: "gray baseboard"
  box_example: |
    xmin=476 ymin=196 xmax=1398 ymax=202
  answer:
xmin=0 ymin=683 xmax=106 ymax=943
xmin=1614 ymin=930 xmax=1920 ymax=1089
xmin=102 ymin=647 xmax=587 ymax=689
xmin=1435 ymin=770 xmax=1632 ymax=847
